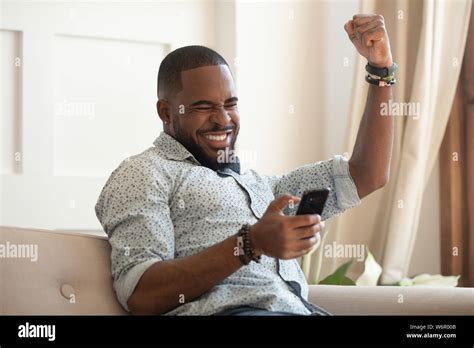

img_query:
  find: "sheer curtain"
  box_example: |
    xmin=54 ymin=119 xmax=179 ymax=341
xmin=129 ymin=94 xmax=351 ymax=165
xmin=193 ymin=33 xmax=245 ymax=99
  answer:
xmin=305 ymin=0 xmax=472 ymax=284
xmin=440 ymin=4 xmax=474 ymax=287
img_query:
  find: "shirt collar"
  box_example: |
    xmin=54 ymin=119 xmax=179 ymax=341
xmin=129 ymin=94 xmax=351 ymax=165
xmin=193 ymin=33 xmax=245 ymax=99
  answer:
xmin=153 ymin=131 xmax=241 ymax=174
xmin=153 ymin=131 xmax=196 ymax=162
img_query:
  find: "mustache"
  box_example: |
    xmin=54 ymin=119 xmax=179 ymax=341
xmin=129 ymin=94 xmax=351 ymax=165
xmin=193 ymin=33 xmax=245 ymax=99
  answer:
xmin=200 ymin=125 xmax=235 ymax=133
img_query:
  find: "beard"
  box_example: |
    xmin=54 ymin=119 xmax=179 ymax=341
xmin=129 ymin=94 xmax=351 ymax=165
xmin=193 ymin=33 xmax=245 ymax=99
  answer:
xmin=172 ymin=123 xmax=238 ymax=171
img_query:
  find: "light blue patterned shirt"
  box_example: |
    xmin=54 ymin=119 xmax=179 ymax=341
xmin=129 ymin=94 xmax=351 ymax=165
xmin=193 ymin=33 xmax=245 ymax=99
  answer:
xmin=95 ymin=132 xmax=361 ymax=315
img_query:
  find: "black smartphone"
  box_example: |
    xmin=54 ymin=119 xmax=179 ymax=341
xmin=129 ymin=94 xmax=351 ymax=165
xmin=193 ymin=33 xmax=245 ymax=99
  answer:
xmin=295 ymin=188 xmax=330 ymax=216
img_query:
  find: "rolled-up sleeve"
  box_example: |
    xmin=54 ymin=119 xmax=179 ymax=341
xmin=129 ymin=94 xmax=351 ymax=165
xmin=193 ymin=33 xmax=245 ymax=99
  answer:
xmin=95 ymin=159 xmax=174 ymax=311
xmin=266 ymin=155 xmax=361 ymax=221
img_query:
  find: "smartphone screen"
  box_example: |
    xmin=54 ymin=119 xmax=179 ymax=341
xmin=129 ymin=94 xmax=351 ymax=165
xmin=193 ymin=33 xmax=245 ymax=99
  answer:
xmin=295 ymin=188 xmax=330 ymax=216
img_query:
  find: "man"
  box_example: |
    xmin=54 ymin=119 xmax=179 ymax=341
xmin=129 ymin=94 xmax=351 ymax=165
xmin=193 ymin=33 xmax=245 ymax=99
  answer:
xmin=95 ymin=14 xmax=394 ymax=315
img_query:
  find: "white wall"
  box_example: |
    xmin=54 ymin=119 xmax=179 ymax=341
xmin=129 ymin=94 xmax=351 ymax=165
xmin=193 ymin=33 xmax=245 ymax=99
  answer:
xmin=232 ymin=0 xmax=358 ymax=169
xmin=0 ymin=29 xmax=22 ymax=177
xmin=323 ymin=0 xmax=358 ymax=157
xmin=0 ymin=1 xmax=216 ymax=231
xmin=234 ymin=0 xmax=329 ymax=174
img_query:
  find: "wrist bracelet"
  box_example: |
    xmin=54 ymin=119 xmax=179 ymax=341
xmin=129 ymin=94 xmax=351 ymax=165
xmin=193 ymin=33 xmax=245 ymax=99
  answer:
xmin=365 ymin=73 xmax=396 ymax=87
xmin=236 ymin=224 xmax=261 ymax=265
xmin=366 ymin=62 xmax=398 ymax=77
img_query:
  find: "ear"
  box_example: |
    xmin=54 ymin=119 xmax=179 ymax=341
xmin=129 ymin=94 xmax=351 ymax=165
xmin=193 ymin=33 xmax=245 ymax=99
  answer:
xmin=157 ymin=100 xmax=170 ymax=125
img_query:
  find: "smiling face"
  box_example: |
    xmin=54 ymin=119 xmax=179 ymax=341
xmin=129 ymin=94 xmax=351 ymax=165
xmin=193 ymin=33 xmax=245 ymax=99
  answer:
xmin=157 ymin=64 xmax=240 ymax=170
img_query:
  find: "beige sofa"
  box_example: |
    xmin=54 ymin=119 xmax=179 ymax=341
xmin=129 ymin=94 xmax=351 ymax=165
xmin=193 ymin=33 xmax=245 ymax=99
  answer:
xmin=1 ymin=226 xmax=473 ymax=315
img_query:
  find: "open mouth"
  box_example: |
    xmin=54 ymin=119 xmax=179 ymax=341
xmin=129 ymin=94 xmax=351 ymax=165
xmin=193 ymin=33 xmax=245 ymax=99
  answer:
xmin=205 ymin=133 xmax=227 ymax=141
xmin=200 ymin=130 xmax=232 ymax=148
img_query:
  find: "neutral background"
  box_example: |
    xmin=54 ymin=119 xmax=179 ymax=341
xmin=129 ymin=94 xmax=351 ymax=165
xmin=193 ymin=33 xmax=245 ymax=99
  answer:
xmin=0 ymin=0 xmax=440 ymax=277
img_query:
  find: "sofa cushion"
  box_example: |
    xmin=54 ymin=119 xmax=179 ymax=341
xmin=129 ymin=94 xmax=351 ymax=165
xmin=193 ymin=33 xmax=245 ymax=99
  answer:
xmin=0 ymin=226 xmax=126 ymax=315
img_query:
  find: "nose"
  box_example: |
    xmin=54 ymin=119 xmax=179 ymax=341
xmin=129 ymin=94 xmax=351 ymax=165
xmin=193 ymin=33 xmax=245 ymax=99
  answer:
xmin=209 ymin=106 xmax=231 ymax=127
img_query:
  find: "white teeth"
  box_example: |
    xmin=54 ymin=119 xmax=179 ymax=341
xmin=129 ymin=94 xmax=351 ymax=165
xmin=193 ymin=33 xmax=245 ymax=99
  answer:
xmin=204 ymin=134 xmax=227 ymax=141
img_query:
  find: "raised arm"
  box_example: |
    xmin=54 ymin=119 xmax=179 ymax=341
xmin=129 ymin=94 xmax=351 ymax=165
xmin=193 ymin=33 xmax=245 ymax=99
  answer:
xmin=344 ymin=14 xmax=395 ymax=199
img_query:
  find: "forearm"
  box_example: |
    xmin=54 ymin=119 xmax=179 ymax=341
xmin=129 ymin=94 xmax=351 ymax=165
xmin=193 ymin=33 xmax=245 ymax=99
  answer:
xmin=349 ymin=84 xmax=394 ymax=198
xmin=127 ymin=234 xmax=242 ymax=315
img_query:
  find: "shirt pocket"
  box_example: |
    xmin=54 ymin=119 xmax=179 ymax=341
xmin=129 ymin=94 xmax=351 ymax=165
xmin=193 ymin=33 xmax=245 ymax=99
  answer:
xmin=243 ymin=176 xmax=276 ymax=219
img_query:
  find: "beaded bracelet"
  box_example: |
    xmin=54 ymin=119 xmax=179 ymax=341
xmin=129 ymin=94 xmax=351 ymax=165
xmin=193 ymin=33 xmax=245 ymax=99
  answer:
xmin=365 ymin=73 xmax=396 ymax=87
xmin=236 ymin=224 xmax=261 ymax=265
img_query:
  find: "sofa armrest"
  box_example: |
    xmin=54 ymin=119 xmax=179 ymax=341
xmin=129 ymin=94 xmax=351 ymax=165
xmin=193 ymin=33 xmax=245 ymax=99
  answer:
xmin=308 ymin=285 xmax=474 ymax=315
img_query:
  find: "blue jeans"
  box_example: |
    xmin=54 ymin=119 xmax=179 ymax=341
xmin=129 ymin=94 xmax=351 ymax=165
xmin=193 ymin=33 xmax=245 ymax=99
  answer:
xmin=214 ymin=305 xmax=331 ymax=316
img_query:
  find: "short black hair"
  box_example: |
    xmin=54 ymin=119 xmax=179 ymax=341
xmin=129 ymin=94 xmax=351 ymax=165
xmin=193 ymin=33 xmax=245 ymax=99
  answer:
xmin=157 ymin=45 xmax=229 ymax=99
